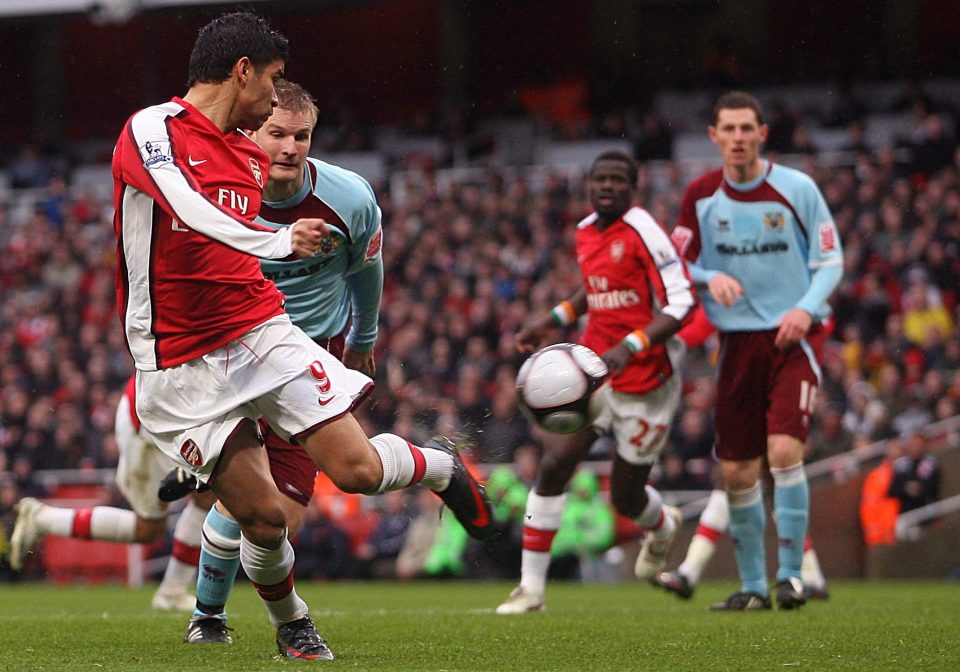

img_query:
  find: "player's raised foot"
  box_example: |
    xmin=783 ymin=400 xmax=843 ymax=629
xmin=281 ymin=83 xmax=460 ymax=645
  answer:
xmin=634 ymin=505 xmax=683 ymax=581
xmin=9 ymin=497 xmax=44 ymax=571
xmin=495 ymin=586 xmax=546 ymax=614
xmin=428 ymin=437 xmax=494 ymax=540
xmin=158 ymin=467 xmax=198 ymax=503
xmin=653 ymin=571 xmax=694 ymax=600
xmin=804 ymin=583 xmax=830 ymax=601
xmin=275 ymin=616 xmax=334 ymax=661
xmin=184 ymin=615 xmax=234 ymax=644
xmin=709 ymin=591 xmax=772 ymax=611
xmin=776 ymin=577 xmax=807 ymax=610
xmin=152 ymin=588 xmax=196 ymax=612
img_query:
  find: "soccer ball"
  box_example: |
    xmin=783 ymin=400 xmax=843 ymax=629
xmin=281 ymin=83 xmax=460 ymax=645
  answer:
xmin=516 ymin=343 xmax=609 ymax=434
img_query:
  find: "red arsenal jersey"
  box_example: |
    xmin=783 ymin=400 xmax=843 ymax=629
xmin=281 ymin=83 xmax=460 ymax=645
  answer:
xmin=576 ymin=206 xmax=696 ymax=394
xmin=113 ymin=97 xmax=294 ymax=370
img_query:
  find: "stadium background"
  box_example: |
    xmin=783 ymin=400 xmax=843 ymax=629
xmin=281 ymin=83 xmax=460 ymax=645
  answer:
xmin=1 ymin=0 xmax=959 ymax=585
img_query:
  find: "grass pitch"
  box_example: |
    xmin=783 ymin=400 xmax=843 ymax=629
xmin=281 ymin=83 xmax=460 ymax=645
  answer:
xmin=1 ymin=580 xmax=957 ymax=671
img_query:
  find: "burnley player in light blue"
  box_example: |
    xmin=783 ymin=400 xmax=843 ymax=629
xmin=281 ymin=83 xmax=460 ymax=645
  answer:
xmin=184 ymin=80 xmax=492 ymax=646
xmin=670 ymin=91 xmax=843 ymax=611
xmin=185 ymin=79 xmax=382 ymax=644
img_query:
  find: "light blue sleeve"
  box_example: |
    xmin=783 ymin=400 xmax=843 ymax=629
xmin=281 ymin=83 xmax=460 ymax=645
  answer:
xmin=344 ymin=186 xmax=383 ymax=351
xmin=686 ymin=262 xmax=721 ymax=286
xmin=346 ymin=260 xmax=383 ymax=351
xmin=796 ymin=263 xmax=843 ymax=318
xmin=795 ymin=174 xmax=843 ymax=318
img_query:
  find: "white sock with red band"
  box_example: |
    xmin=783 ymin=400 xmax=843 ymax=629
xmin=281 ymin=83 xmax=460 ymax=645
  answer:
xmin=678 ymin=489 xmax=729 ymax=584
xmin=371 ymin=433 xmax=452 ymax=492
xmin=241 ymin=532 xmax=307 ymax=627
xmin=518 ymin=492 xmax=568 ymax=596
xmin=32 ymin=504 xmax=138 ymax=541
xmin=158 ymin=499 xmax=206 ymax=594
xmin=635 ymin=485 xmax=675 ymax=541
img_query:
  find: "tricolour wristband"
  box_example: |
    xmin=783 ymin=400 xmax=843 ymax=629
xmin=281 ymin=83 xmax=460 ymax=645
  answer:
xmin=621 ymin=330 xmax=651 ymax=355
xmin=549 ymin=300 xmax=578 ymax=327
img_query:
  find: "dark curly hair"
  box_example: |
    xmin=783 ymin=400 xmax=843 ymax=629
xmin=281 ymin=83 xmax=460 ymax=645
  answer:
xmin=186 ymin=11 xmax=289 ymax=88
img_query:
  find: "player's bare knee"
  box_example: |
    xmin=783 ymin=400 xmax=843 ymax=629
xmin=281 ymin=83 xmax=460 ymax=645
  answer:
xmin=323 ymin=447 xmax=382 ymax=494
xmin=331 ymin=460 xmax=381 ymax=494
xmin=233 ymin=501 xmax=287 ymax=547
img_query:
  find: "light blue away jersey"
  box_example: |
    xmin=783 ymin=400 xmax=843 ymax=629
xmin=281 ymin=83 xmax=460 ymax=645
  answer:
xmin=671 ymin=161 xmax=843 ymax=332
xmin=258 ymin=158 xmax=383 ymax=349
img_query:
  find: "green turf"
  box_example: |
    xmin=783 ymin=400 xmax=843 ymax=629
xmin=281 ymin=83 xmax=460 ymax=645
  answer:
xmin=1 ymin=580 xmax=958 ymax=671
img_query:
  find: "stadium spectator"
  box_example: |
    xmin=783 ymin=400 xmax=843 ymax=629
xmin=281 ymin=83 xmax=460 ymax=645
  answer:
xmin=671 ymin=91 xmax=843 ymax=611
xmin=656 ymin=452 xmax=711 ymax=491
xmin=464 ymin=466 xmax=527 ymax=579
xmin=859 ymin=437 xmax=904 ymax=546
xmin=394 ymin=488 xmax=443 ymax=580
xmin=355 ymin=490 xmax=414 ymax=579
xmin=549 ymin=469 xmax=616 ymax=580
xmin=806 ymin=404 xmax=856 ymax=461
xmin=9 ymin=145 xmax=54 ymax=190
xmin=888 ymin=432 xmax=942 ymax=516
xmin=292 ymin=500 xmax=354 ymax=580
xmin=903 ymin=279 xmax=954 ymax=346
xmin=478 ymin=389 xmax=531 ymax=462
xmin=670 ymin=406 xmax=715 ymax=462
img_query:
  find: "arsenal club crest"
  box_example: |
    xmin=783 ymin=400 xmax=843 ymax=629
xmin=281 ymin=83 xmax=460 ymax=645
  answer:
xmin=249 ymin=157 xmax=264 ymax=187
xmin=610 ymin=239 xmax=625 ymax=263
xmin=179 ymin=439 xmax=203 ymax=467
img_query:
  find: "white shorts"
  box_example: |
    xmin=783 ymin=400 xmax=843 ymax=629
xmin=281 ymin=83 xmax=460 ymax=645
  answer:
xmin=591 ymin=374 xmax=682 ymax=466
xmin=137 ymin=315 xmax=372 ymax=482
xmin=114 ymin=394 xmax=175 ymax=520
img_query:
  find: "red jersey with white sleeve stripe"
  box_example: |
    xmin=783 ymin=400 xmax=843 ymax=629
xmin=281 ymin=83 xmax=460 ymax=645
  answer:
xmin=576 ymin=206 xmax=696 ymax=394
xmin=113 ymin=97 xmax=294 ymax=370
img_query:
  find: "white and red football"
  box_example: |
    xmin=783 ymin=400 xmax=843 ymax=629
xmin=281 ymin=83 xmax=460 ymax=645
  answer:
xmin=516 ymin=343 xmax=609 ymax=434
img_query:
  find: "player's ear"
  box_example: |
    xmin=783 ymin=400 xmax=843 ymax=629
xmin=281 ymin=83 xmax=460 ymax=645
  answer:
xmin=236 ymin=57 xmax=253 ymax=85
xmin=758 ymin=123 xmax=770 ymax=144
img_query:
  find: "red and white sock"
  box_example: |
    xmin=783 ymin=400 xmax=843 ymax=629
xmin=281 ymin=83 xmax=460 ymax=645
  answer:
xmin=157 ymin=499 xmax=206 ymax=595
xmin=518 ymin=492 xmax=567 ymax=596
xmin=676 ymin=489 xmax=729 ymax=585
xmin=801 ymin=535 xmax=826 ymax=590
xmin=636 ymin=485 xmax=674 ymax=541
xmin=35 ymin=505 xmax=138 ymax=542
xmin=240 ymin=532 xmax=307 ymax=627
xmin=371 ymin=433 xmax=453 ymax=492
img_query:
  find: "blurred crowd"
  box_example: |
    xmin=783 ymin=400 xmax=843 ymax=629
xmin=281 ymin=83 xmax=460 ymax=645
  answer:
xmin=1 ymin=85 xmax=959 ymax=572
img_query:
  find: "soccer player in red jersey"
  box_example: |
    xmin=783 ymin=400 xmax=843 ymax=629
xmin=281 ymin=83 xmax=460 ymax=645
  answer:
xmin=496 ymin=151 xmax=697 ymax=614
xmin=112 ymin=12 xmax=490 ymax=660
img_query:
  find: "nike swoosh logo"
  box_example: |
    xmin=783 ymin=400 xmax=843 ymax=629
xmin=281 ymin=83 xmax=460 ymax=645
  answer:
xmin=188 ymin=156 xmax=207 ymax=166
xmin=318 ymin=396 xmax=334 ymax=406
xmin=468 ymin=480 xmax=490 ymax=528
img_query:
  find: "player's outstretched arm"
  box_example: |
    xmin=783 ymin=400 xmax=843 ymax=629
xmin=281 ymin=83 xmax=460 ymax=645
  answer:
xmin=517 ymin=289 xmax=587 ymax=353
